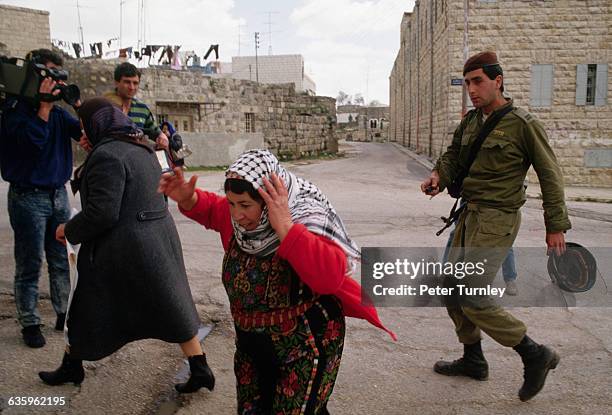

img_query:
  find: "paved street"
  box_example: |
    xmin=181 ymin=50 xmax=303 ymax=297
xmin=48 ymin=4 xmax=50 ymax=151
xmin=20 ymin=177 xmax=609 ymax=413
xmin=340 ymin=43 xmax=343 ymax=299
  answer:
xmin=1 ymin=141 xmax=611 ymax=414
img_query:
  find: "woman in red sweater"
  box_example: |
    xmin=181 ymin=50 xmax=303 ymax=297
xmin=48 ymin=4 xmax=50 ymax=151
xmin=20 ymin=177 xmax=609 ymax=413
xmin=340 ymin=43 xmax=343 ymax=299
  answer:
xmin=159 ymin=149 xmax=394 ymax=414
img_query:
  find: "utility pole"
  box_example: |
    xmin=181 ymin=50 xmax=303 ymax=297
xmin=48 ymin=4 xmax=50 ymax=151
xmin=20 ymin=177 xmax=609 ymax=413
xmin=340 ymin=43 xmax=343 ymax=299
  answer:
xmin=254 ymin=32 xmax=260 ymax=83
xmin=76 ymin=0 xmax=85 ymax=55
xmin=119 ymin=0 xmax=125 ymax=48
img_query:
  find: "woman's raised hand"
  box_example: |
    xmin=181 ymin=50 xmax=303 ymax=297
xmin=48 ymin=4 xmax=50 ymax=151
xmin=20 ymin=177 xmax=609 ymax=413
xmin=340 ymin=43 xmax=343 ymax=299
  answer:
xmin=258 ymin=173 xmax=293 ymax=241
xmin=158 ymin=167 xmax=198 ymax=210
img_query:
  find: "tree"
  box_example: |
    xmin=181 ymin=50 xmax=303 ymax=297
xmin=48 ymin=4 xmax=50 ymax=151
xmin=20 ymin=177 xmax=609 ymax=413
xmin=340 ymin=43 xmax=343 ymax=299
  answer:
xmin=336 ymin=91 xmax=349 ymax=106
xmin=354 ymin=93 xmax=365 ymax=106
xmin=368 ymin=99 xmax=383 ymax=107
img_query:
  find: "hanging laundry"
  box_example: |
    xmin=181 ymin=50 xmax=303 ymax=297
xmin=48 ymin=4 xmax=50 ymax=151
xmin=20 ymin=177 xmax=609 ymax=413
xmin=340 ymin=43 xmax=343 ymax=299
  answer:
xmin=90 ymin=43 xmax=97 ymax=56
xmin=157 ymin=47 xmax=167 ymax=63
xmin=135 ymin=51 xmax=141 ymax=60
xmin=141 ymin=45 xmax=152 ymax=56
xmin=192 ymin=54 xmax=201 ymax=67
xmin=203 ymin=44 xmax=219 ymax=60
xmin=73 ymin=43 xmax=82 ymax=58
xmin=171 ymin=45 xmax=182 ymax=70
xmin=96 ymin=42 xmax=103 ymax=56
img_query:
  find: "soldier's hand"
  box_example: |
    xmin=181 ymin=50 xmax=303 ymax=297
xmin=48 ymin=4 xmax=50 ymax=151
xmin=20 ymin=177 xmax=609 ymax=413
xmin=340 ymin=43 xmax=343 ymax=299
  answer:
xmin=421 ymin=171 xmax=440 ymax=196
xmin=546 ymin=232 xmax=566 ymax=256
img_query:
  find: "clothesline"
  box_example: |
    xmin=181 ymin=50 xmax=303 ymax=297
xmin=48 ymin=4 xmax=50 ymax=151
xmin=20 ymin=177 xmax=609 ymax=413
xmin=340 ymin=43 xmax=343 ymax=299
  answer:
xmin=51 ymin=38 xmax=220 ymax=69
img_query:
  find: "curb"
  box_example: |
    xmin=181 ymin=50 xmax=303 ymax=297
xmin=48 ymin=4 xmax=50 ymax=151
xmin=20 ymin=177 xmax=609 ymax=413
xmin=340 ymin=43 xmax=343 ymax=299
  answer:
xmin=390 ymin=142 xmax=435 ymax=170
xmin=390 ymin=143 xmax=612 ymax=204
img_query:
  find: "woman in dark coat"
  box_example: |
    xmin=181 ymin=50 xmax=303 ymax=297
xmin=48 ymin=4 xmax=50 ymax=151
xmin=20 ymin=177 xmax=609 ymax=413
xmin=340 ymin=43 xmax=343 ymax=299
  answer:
xmin=38 ymin=98 xmax=214 ymax=393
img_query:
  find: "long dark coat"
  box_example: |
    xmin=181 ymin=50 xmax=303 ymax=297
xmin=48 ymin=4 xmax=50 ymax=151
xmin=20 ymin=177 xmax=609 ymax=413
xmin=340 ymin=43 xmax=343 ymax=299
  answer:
xmin=64 ymin=138 xmax=199 ymax=361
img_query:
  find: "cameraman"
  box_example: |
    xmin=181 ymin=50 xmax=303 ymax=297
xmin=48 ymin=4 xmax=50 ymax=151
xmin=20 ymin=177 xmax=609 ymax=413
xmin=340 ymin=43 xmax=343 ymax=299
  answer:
xmin=0 ymin=49 xmax=87 ymax=348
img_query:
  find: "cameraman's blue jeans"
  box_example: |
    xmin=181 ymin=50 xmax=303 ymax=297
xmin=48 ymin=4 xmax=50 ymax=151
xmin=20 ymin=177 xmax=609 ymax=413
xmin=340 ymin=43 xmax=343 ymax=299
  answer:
xmin=443 ymin=225 xmax=517 ymax=282
xmin=8 ymin=184 xmax=71 ymax=328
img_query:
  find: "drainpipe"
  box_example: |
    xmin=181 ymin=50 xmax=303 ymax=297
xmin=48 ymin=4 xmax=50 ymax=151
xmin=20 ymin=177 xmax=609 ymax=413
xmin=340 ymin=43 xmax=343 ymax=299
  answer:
xmin=415 ymin=5 xmax=420 ymax=152
xmin=461 ymin=0 xmax=470 ymax=117
xmin=429 ymin=1 xmax=434 ymax=158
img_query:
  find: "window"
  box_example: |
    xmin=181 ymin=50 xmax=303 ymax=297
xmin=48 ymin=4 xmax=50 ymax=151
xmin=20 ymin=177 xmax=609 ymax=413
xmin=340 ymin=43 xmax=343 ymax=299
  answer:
xmin=245 ymin=112 xmax=255 ymax=132
xmin=576 ymin=64 xmax=608 ymax=106
xmin=530 ymin=64 xmax=553 ymax=107
xmin=370 ymin=119 xmax=378 ymax=129
xmin=586 ymin=64 xmax=597 ymax=105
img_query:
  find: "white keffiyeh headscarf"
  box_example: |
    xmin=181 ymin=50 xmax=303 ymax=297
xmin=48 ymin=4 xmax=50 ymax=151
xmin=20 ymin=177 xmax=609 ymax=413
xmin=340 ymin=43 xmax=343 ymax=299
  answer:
xmin=226 ymin=149 xmax=361 ymax=275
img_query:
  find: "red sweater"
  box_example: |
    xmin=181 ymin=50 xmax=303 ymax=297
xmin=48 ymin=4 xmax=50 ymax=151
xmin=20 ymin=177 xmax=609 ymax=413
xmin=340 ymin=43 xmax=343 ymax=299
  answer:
xmin=180 ymin=188 xmax=396 ymax=341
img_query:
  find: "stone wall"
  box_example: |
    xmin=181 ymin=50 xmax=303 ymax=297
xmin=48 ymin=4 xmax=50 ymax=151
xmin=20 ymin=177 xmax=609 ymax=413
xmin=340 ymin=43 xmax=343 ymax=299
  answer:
xmin=64 ymin=59 xmax=336 ymax=159
xmin=390 ymin=0 xmax=612 ymax=187
xmin=0 ymin=5 xmax=51 ymax=58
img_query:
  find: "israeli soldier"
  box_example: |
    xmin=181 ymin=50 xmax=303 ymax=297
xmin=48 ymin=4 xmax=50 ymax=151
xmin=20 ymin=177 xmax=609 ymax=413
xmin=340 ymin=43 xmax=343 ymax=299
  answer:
xmin=420 ymin=51 xmax=571 ymax=401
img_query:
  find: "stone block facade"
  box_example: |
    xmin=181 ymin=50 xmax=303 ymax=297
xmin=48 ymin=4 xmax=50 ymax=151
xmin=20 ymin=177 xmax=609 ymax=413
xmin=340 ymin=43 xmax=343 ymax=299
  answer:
xmin=64 ymin=59 xmax=336 ymax=159
xmin=390 ymin=0 xmax=612 ymax=187
xmin=337 ymin=105 xmax=389 ymax=142
xmin=0 ymin=5 xmax=51 ymax=58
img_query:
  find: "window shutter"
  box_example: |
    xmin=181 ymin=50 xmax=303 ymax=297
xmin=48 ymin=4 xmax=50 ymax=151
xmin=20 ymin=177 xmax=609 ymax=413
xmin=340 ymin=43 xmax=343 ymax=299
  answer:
xmin=530 ymin=65 xmax=542 ymax=107
xmin=541 ymin=64 xmax=553 ymax=106
xmin=595 ymin=64 xmax=608 ymax=106
xmin=576 ymin=64 xmax=587 ymax=106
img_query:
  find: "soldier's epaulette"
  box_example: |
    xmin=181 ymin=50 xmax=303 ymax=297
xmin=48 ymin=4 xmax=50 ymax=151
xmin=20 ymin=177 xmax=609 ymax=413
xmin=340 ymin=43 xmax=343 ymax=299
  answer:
xmin=512 ymin=107 xmax=536 ymax=124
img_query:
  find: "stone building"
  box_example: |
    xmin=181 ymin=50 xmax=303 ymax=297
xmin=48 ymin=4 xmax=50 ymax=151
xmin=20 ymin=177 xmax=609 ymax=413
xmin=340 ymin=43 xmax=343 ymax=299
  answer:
xmin=231 ymin=55 xmax=316 ymax=95
xmin=337 ymin=105 xmax=389 ymax=142
xmin=64 ymin=59 xmax=336 ymax=160
xmin=0 ymin=4 xmax=51 ymax=58
xmin=389 ymin=0 xmax=612 ymax=187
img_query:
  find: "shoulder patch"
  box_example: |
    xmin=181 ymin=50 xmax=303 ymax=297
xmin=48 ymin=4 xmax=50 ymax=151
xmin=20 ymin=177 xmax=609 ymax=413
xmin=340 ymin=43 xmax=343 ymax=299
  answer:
xmin=513 ymin=107 xmax=536 ymax=124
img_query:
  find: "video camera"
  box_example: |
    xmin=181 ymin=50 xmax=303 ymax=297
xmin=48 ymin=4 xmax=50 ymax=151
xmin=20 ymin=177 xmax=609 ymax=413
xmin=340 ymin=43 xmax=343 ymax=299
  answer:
xmin=168 ymin=132 xmax=192 ymax=167
xmin=0 ymin=55 xmax=80 ymax=106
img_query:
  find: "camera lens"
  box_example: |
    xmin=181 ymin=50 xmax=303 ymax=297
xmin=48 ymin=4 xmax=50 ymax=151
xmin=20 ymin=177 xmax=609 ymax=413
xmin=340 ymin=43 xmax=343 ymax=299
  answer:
xmin=61 ymin=84 xmax=80 ymax=106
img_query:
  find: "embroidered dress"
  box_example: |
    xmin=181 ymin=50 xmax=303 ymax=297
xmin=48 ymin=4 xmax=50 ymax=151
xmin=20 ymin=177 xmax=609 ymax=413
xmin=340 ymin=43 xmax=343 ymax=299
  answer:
xmin=223 ymin=238 xmax=344 ymax=415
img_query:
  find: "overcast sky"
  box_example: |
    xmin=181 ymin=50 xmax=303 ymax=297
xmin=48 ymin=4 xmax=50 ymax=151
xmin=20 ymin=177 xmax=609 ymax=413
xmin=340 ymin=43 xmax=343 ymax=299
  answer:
xmin=2 ymin=0 xmax=415 ymax=104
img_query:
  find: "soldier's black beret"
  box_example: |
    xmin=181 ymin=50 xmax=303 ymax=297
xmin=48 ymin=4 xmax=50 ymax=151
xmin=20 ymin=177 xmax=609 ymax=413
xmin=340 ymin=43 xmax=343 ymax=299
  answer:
xmin=547 ymin=242 xmax=597 ymax=293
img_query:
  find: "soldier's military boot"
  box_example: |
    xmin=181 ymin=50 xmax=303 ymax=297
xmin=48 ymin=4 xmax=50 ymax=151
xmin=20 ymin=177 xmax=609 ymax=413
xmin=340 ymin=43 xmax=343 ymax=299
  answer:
xmin=433 ymin=340 xmax=489 ymax=381
xmin=513 ymin=335 xmax=560 ymax=401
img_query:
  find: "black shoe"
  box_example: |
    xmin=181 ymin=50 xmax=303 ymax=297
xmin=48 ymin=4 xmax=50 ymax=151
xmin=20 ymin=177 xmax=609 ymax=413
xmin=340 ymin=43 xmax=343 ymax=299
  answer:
xmin=175 ymin=354 xmax=215 ymax=393
xmin=434 ymin=341 xmax=489 ymax=381
xmin=22 ymin=325 xmax=46 ymax=348
xmin=55 ymin=313 xmax=66 ymax=331
xmin=39 ymin=352 xmax=85 ymax=386
xmin=514 ymin=335 xmax=560 ymax=401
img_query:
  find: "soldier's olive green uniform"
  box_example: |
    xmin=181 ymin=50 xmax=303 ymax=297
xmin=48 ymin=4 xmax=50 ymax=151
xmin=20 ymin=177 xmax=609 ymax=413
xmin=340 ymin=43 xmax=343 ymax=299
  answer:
xmin=435 ymin=100 xmax=571 ymax=347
